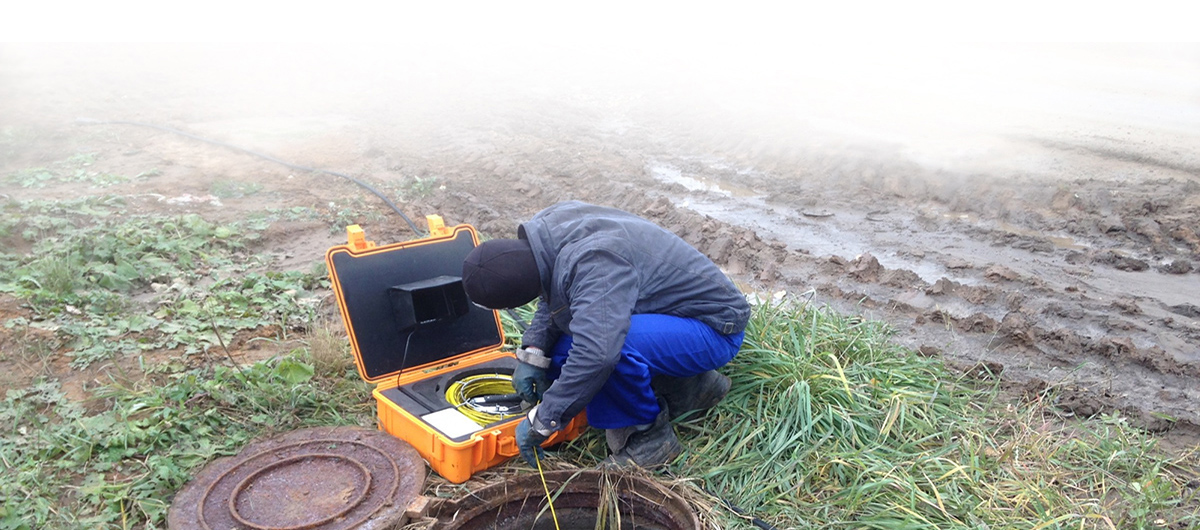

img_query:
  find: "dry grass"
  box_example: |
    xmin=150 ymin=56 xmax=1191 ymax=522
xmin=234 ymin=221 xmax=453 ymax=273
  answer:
xmin=304 ymin=321 xmax=354 ymax=378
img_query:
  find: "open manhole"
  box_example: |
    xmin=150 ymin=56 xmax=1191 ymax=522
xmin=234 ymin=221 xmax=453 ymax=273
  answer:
xmin=169 ymin=427 xmax=426 ymax=530
xmin=430 ymin=469 xmax=700 ymax=530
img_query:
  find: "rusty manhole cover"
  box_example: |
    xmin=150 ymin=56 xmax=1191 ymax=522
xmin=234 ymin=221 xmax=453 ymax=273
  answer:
xmin=169 ymin=427 xmax=426 ymax=530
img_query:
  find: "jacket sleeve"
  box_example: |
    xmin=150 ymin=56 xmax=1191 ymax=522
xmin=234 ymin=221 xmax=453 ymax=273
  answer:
xmin=533 ymin=248 xmax=639 ymax=432
xmin=519 ymin=295 xmax=561 ymax=352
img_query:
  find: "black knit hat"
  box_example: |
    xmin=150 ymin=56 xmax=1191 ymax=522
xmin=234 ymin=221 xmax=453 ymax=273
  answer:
xmin=462 ymin=239 xmax=541 ymax=309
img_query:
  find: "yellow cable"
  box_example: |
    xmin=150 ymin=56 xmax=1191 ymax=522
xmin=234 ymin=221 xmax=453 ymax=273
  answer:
xmin=535 ymin=450 xmax=561 ymax=530
xmin=444 ymin=373 xmax=527 ymax=426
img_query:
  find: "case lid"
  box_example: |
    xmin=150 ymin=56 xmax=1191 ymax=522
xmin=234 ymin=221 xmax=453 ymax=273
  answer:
xmin=326 ymin=222 xmax=504 ymax=384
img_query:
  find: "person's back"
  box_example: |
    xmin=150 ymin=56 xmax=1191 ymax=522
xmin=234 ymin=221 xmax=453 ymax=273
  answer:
xmin=519 ymin=201 xmax=750 ymax=337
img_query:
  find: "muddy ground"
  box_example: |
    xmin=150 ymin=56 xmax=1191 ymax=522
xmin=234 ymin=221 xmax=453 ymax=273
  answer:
xmin=2 ymin=44 xmax=1199 ymax=447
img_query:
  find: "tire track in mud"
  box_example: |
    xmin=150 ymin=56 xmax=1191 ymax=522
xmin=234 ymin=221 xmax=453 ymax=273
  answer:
xmin=633 ymin=156 xmax=1200 ymax=433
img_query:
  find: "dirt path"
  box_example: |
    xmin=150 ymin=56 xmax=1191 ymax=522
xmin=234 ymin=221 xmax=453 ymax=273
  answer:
xmin=3 ymin=44 xmax=1198 ymax=441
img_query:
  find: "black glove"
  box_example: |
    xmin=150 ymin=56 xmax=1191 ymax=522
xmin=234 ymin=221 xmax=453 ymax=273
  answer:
xmin=512 ymin=361 xmax=550 ymax=404
xmin=515 ymin=417 xmax=549 ymax=467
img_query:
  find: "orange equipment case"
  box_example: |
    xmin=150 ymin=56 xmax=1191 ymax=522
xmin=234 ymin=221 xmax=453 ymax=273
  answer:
xmin=325 ymin=216 xmax=587 ymax=483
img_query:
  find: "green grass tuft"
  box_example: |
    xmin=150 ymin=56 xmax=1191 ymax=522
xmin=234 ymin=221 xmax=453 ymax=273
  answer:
xmin=210 ymin=180 xmax=263 ymax=199
xmin=668 ymin=301 xmax=1200 ymax=529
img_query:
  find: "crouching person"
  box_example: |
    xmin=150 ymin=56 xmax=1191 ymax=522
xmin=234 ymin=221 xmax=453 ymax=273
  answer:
xmin=461 ymin=201 xmax=749 ymax=468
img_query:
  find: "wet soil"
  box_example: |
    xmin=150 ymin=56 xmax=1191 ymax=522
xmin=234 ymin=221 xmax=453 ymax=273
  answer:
xmin=2 ymin=44 xmax=1198 ymax=443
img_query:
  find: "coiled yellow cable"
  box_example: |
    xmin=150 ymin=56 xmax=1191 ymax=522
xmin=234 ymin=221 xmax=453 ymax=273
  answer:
xmin=444 ymin=373 xmax=528 ymax=426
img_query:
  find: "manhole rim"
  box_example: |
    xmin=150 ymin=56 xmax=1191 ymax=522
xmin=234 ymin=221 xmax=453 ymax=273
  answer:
xmin=431 ymin=469 xmax=701 ymax=530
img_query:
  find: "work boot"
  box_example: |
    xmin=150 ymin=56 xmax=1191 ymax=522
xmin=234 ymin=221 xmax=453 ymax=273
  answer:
xmin=600 ymin=401 xmax=682 ymax=469
xmin=652 ymin=370 xmax=731 ymax=421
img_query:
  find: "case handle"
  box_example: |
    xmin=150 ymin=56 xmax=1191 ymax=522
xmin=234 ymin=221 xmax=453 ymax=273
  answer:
xmin=496 ymin=433 xmax=519 ymax=458
xmin=473 ymin=430 xmax=500 ymax=465
xmin=426 ymin=215 xmax=451 ymax=237
xmin=346 ymin=225 xmax=376 ymax=251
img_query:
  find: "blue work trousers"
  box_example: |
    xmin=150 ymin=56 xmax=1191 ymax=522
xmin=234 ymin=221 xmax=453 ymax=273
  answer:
xmin=547 ymin=314 xmax=744 ymax=429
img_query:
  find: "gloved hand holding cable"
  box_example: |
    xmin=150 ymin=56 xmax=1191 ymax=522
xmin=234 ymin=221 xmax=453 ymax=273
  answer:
xmin=512 ymin=346 xmax=551 ymax=403
xmin=513 ymin=347 xmax=552 ymax=466
xmin=515 ymin=406 xmax=551 ymax=467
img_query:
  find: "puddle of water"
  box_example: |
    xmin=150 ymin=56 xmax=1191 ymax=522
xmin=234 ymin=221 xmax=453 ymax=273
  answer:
xmin=1084 ymin=267 xmax=1200 ymax=309
xmin=648 ymin=160 xmax=1085 ymax=289
xmin=943 ymin=212 xmax=1086 ymax=249
xmin=998 ymin=221 xmax=1086 ymax=250
xmin=943 ymin=212 xmax=979 ymax=222
xmin=674 ymin=192 xmax=954 ymax=284
xmin=648 ymin=162 xmax=758 ymax=198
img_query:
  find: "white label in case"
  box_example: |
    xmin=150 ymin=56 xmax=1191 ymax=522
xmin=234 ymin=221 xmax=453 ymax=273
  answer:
xmin=422 ymin=408 xmax=482 ymax=439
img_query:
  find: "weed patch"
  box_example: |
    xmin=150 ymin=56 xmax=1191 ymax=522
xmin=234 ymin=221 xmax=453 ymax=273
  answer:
xmin=5 ymin=168 xmax=56 ymax=188
xmin=324 ymin=197 xmax=386 ymax=234
xmin=0 ymin=356 xmax=372 ymax=528
xmin=2 ymin=154 xmax=158 ymax=189
xmin=0 ymin=196 xmax=324 ymax=367
xmin=209 ymin=180 xmax=263 ymax=199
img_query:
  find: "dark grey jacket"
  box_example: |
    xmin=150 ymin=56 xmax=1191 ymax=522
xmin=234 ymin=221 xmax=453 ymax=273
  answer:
xmin=518 ymin=201 xmax=750 ymax=432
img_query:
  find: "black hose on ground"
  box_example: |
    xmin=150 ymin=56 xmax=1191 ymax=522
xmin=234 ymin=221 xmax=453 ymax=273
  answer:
xmin=665 ymin=472 xmax=778 ymax=530
xmin=75 ymin=118 xmax=424 ymax=237
xmin=706 ymin=491 xmax=778 ymax=530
